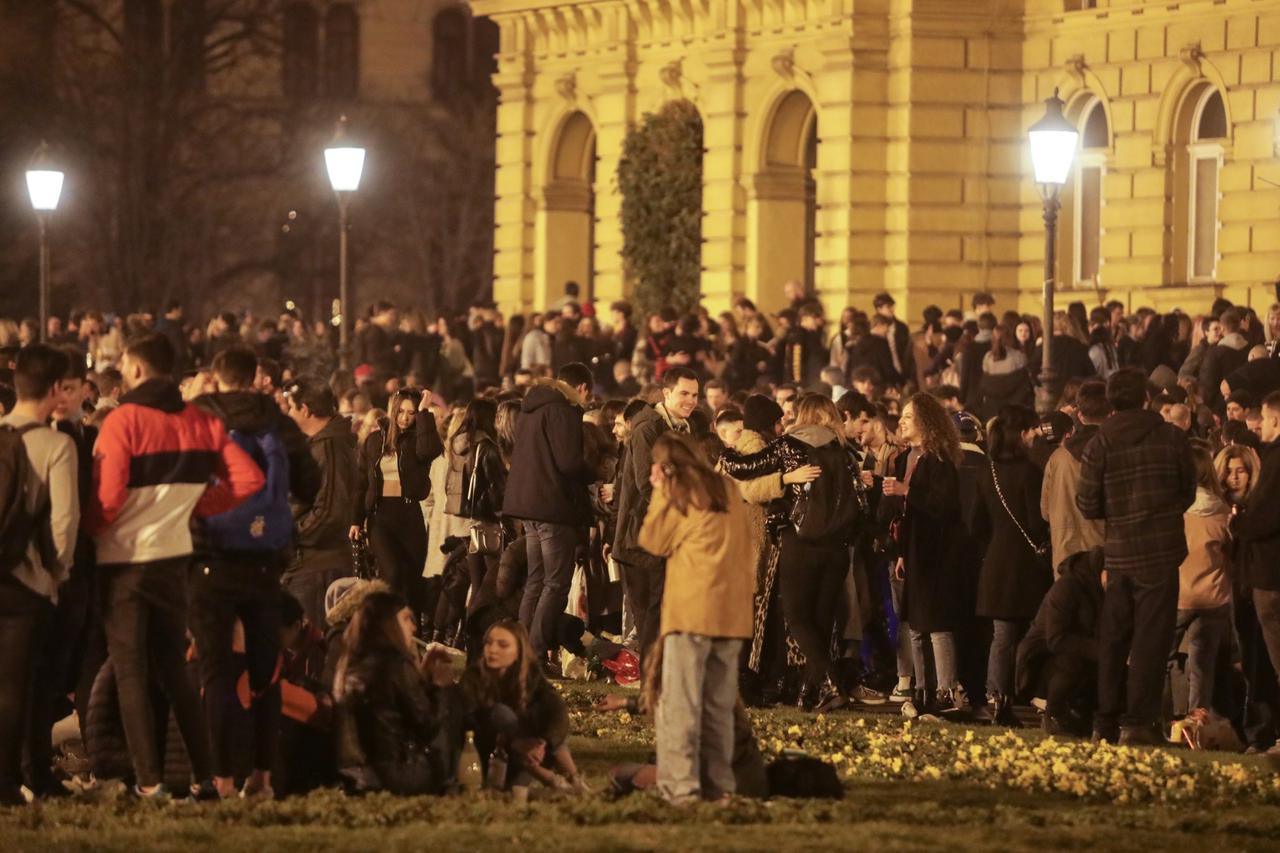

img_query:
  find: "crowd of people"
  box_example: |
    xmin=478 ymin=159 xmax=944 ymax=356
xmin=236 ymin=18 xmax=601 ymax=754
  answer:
xmin=1 ymin=275 xmax=1279 ymax=808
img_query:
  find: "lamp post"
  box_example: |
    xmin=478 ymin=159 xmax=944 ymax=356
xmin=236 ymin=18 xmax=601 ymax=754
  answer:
xmin=26 ymin=142 xmax=65 ymax=344
xmin=1028 ymin=88 xmax=1079 ymax=416
xmin=324 ymin=116 xmax=365 ymax=370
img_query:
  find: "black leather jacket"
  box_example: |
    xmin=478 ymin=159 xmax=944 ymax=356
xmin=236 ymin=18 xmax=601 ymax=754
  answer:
xmin=720 ymin=430 xmax=865 ymax=537
xmin=354 ymin=411 xmax=443 ymax=526
xmin=454 ymin=434 xmax=507 ymax=523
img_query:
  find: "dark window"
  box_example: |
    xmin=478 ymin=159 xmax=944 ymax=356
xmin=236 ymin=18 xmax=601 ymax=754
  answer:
xmin=1082 ymin=100 xmax=1108 ymax=149
xmin=471 ymin=17 xmax=499 ymax=90
xmin=324 ymin=4 xmax=359 ymax=99
xmin=1196 ymin=90 xmax=1228 ymax=141
xmin=432 ymin=7 xmax=469 ymax=100
xmin=171 ymin=0 xmax=206 ymax=91
xmin=282 ymin=2 xmax=319 ymax=99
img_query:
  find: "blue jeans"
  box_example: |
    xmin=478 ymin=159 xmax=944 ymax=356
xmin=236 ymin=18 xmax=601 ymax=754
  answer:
xmin=655 ymin=634 xmax=741 ymax=804
xmin=986 ymin=619 xmax=1028 ymax=699
xmin=518 ymin=521 xmax=579 ymax=658
xmin=1171 ymin=604 xmax=1231 ymax=713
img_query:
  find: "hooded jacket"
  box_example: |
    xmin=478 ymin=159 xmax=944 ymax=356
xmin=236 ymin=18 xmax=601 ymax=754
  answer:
xmin=613 ymin=402 xmax=687 ymax=562
xmin=1040 ymin=423 xmax=1105 ymax=573
xmin=502 ymin=380 xmax=594 ymax=526
xmin=1015 ymin=548 xmax=1105 ymax=698
xmin=1178 ymin=487 xmax=1232 ymax=610
xmin=1076 ymin=408 xmax=1196 ymax=578
xmin=1232 ymin=439 xmax=1280 ymax=591
xmin=1199 ymin=332 xmax=1250 ymax=410
xmin=293 ymin=416 xmax=359 ymax=568
xmin=88 ymin=379 xmax=265 ymax=565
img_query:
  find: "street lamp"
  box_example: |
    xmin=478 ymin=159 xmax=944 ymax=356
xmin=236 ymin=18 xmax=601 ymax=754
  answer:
xmin=1028 ymin=88 xmax=1078 ymax=416
xmin=26 ymin=142 xmax=64 ymax=344
xmin=325 ymin=116 xmax=365 ymax=369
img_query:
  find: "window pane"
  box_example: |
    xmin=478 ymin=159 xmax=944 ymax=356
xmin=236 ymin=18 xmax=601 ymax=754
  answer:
xmin=282 ymin=3 xmax=319 ymax=99
xmin=325 ymin=5 xmax=359 ymax=99
xmin=1079 ymin=166 xmax=1101 ymax=282
xmin=1194 ymin=156 xmax=1219 ymax=279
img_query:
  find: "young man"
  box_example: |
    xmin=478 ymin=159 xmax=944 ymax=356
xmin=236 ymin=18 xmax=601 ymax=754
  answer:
xmin=89 ymin=334 xmax=265 ymax=798
xmin=190 ymin=347 xmax=320 ymax=800
xmin=0 ymin=345 xmax=79 ymax=804
xmin=872 ymin=292 xmax=916 ymax=387
xmin=611 ymin=366 xmax=700 ymax=667
xmin=1076 ymin=368 xmax=1195 ymax=746
xmin=284 ymin=377 xmax=359 ymax=629
xmin=1233 ymin=391 xmax=1280 ymax=757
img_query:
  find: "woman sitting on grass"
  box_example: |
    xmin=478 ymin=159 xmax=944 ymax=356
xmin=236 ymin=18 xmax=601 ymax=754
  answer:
xmin=461 ymin=620 xmax=585 ymax=800
xmin=333 ymin=591 xmax=462 ymax=795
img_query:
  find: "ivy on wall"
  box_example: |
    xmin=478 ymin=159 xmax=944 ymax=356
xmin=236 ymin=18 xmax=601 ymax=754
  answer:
xmin=616 ymin=100 xmax=703 ymax=318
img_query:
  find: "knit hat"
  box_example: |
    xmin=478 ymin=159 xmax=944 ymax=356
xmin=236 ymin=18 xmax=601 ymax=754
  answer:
xmin=743 ymin=394 xmax=784 ymax=435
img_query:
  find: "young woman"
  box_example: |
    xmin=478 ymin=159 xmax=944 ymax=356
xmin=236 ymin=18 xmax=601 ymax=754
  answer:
xmin=882 ymin=393 xmax=968 ymax=716
xmin=333 ymin=591 xmax=461 ymax=795
xmin=976 ymin=324 xmax=1033 ymax=420
xmin=637 ymin=432 xmax=757 ymax=803
xmin=353 ymin=388 xmax=443 ymax=611
xmin=461 ymin=620 xmax=582 ymax=800
xmin=720 ymin=395 xmax=856 ymax=712
xmin=969 ymin=405 xmax=1050 ymax=726
xmin=1216 ymin=443 xmax=1261 ymax=510
xmin=1175 ymin=443 xmax=1233 ymax=714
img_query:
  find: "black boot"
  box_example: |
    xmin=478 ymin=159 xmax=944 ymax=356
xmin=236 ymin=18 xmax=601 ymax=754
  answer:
xmin=814 ymin=678 xmax=848 ymax=714
xmin=796 ymin=683 xmax=819 ymax=712
xmin=992 ymin=694 xmax=1023 ymax=728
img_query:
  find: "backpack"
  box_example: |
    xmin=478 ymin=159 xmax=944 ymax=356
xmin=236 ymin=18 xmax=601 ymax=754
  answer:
xmin=792 ymin=441 xmax=861 ymax=544
xmin=202 ymin=428 xmax=293 ymax=553
xmin=0 ymin=423 xmax=45 ymax=577
xmin=765 ymin=752 xmax=844 ymax=799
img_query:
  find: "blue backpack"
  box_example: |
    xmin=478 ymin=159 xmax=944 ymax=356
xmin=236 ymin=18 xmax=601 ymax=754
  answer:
xmin=204 ymin=428 xmax=294 ymax=553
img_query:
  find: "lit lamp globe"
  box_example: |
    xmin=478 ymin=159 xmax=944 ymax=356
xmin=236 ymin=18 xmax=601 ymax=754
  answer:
xmin=325 ymin=120 xmax=365 ymax=193
xmin=26 ymin=147 xmax=64 ymax=213
xmin=1028 ymin=88 xmax=1078 ymax=197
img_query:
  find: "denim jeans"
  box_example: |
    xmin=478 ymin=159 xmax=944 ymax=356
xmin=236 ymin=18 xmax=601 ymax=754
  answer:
xmin=909 ymin=629 xmax=957 ymax=695
xmin=890 ymin=574 xmax=912 ymax=681
xmin=655 ymin=633 xmax=741 ymax=804
xmin=1171 ymin=604 xmax=1231 ymax=713
xmin=1253 ymin=589 xmax=1280 ymax=686
xmin=0 ymin=580 xmax=51 ymax=800
xmin=986 ymin=619 xmax=1028 ymax=699
xmin=1096 ymin=568 xmax=1179 ymax=731
xmin=518 ymin=521 xmax=580 ymax=657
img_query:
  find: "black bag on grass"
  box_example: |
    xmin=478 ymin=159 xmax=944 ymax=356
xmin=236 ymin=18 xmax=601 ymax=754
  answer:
xmin=766 ymin=752 xmax=844 ymax=800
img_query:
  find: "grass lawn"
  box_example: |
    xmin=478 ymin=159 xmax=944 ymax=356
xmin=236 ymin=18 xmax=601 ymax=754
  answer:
xmin=5 ymin=682 xmax=1280 ymax=852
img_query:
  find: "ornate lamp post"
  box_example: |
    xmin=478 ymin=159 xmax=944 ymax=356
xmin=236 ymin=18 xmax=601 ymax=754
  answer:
xmin=26 ymin=142 xmax=65 ymax=344
xmin=1028 ymin=89 xmax=1078 ymax=416
xmin=324 ymin=116 xmax=365 ymax=369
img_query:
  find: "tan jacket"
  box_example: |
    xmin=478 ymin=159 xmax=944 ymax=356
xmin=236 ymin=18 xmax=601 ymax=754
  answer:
xmin=1041 ymin=443 xmax=1105 ymax=574
xmin=1178 ymin=489 xmax=1232 ymax=610
xmin=638 ymin=477 xmax=756 ymax=639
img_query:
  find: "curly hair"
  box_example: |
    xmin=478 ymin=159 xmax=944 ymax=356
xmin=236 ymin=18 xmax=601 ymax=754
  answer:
xmin=906 ymin=392 xmax=961 ymax=465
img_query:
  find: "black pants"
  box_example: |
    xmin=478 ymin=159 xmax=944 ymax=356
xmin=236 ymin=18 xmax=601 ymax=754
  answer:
xmin=1096 ymin=568 xmax=1179 ymax=731
xmin=102 ymin=557 xmax=212 ymax=788
xmin=620 ymin=556 xmax=665 ymax=667
xmin=188 ymin=557 xmax=283 ymax=777
xmin=370 ymin=498 xmax=427 ymax=607
xmin=0 ymin=580 xmax=51 ymax=801
xmin=778 ymin=531 xmax=849 ymax=691
xmin=1045 ymin=653 xmax=1096 ymax=723
xmin=284 ymin=556 xmax=352 ymax=631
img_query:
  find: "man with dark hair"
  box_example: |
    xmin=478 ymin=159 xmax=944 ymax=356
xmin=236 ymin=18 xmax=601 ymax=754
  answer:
xmin=612 ymin=365 xmax=700 ymax=667
xmin=872 ymin=292 xmax=916 ymax=388
xmin=704 ymin=378 xmax=730 ymax=416
xmin=0 ymin=345 xmax=79 ymax=803
xmin=609 ymin=301 xmax=638 ymax=377
xmin=89 ymin=333 xmax=266 ymax=799
xmin=285 ymin=378 xmax=358 ymax=630
xmin=1076 ymin=368 xmax=1195 ymax=746
xmin=1200 ymin=307 xmax=1250 ymax=412
xmin=355 ymin=301 xmax=399 ymax=380
xmin=503 ymin=362 xmax=598 ymax=667
xmin=835 ymin=390 xmax=877 ymax=445
xmin=155 ymin=301 xmax=190 ymax=374
xmin=191 ymin=346 xmax=320 ymax=799
xmin=557 ymin=361 xmax=594 ymax=399
xmin=1233 ymin=390 xmax=1280 ymax=758
xmin=782 ymin=304 xmax=827 ymax=388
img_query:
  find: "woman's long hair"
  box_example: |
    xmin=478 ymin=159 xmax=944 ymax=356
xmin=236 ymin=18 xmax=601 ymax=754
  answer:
xmin=450 ymin=397 xmax=498 ymax=460
xmin=987 ymin=405 xmax=1038 ymax=463
xmin=382 ymin=388 xmax=423 ymax=457
xmin=467 ymin=620 xmax=540 ymax=713
xmin=333 ymin=590 xmax=413 ymax=699
xmin=1190 ymin=440 xmax=1225 ymax=500
xmin=651 ymin=432 xmax=728 ymax=514
xmin=907 ymin=392 xmax=962 ymax=465
xmin=1214 ymin=443 xmax=1261 ymax=502
xmin=792 ymin=393 xmax=847 ymax=446
xmin=989 ymin=324 xmax=1010 ymax=362
xmin=495 ymin=399 xmax=521 ymax=465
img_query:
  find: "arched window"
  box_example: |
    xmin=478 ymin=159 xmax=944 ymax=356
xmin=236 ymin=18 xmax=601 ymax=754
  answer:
xmin=432 ymin=8 xmax=468 ymax=101
xmin=471 ymin=16 xmax=499 ymax=92
xmin=1188 ymin=89 xmax=1226 ymax=282
xmin=1074 ymin=98 xmax=1108 ymax=287
xmin=282 ymin=2 xmax=319 ymax=99
xmin=324 ymin=4 xmax=359 ymax=99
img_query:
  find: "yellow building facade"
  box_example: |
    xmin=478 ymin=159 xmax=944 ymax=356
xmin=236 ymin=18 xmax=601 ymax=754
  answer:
xmin=473 ymin=0 xmax=1280 ymax=320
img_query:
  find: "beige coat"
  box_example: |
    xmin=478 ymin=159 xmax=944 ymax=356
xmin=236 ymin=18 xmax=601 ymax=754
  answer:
xmin=1178 ymin=489 xmax=1232 ymax=611
xmin=1041 ymin=443 xmax=1105 ymax=574
xmin=638 ymin=477 xmax=756 ymax=639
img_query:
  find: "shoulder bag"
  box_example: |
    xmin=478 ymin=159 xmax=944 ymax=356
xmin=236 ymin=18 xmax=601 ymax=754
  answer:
xmin=989 ymin=459 xmax=1051 ymax=562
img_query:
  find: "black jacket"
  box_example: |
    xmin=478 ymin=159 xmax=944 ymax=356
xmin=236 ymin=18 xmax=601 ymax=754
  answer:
xmin=1199 ymin=334 xmax=1250 ymax=411
xmin=1029 ymin=335 xmax=1096 ymax=400
xmin=974 ymin=369 xmax=1035 ymax=422
xmin=355 ymin=411 xmax=444 ymax=526
xmin=294 ymin=416 xmax=358 ymax=570
xmin=612 ymin=403 xmax=676 ymax=562
xmin=846 ymin=334 xmax=900 ymax=387
xmin=502 ymin=382 xmax=593 ymax=526
xmin=969 ymin=456 xmax=1052 ymax=621
xmin=1015 ymin=549 xmax=1104 ymax=698
xmin=1233 ymin=439 xmax=1280 ymax=591
xmin=449 ymin=432 xmax=506 ymax=523
xmin=355 ymin=323 xmax=398 ymax=380
xmin=194 ymin=390 xmax=321 ymax=508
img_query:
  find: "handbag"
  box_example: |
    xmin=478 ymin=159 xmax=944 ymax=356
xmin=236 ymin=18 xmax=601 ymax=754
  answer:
xmin=989 ymin=459 xmax=1051 ymax=562
xmin=465 ymin=443 xmax=504 ymax=557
